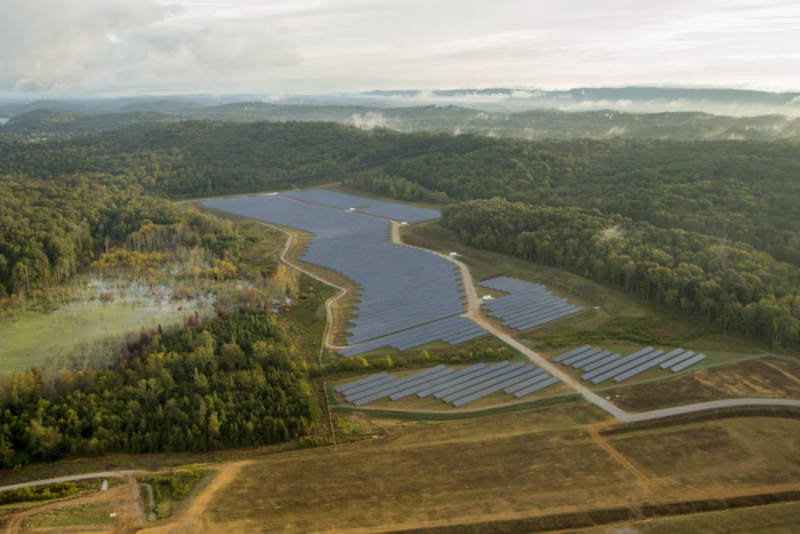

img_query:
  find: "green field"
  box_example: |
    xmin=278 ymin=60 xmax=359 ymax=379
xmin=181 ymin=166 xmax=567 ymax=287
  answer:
xmin=0 ymin=291 xmax=210 ymax=373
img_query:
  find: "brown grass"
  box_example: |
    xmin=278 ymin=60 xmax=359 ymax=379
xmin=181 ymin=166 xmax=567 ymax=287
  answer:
xmin=610 ymin=357 xmax=800 ymax=412
xmin=203 ymin=403 xmax=800 ymax=533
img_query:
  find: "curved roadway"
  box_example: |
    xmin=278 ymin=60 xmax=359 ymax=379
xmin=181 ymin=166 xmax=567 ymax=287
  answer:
xmin=256 ymin=211 xmax=800 ymax=424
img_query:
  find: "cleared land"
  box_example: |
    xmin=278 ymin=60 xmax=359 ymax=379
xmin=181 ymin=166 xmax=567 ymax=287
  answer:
xmin=202 ymin=404 xmax=800 ymax=533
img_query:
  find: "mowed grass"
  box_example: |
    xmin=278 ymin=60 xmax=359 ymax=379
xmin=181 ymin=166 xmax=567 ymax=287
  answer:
xmin=23 ymin=501 xmax=117 ymax=528
xmin=207 ymin=405 xmax=800 ymax=532
xmin=402 ymin=221 xmax=775 ymax=356
xmin=610 ymin=357 xmax=800 ymax=412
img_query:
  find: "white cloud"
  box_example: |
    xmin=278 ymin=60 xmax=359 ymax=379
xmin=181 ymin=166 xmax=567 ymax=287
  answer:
xmin=0 ymin=0 xmax=301 ymax=93
xmin=0 ymin=0 xmax=799 ymax=95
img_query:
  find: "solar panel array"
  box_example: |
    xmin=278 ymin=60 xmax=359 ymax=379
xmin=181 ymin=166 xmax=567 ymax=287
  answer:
xmin=204 ymin=193 xmax=489 ymax=356
xmin=279 ymin=188 xmax=440 ymax=223
xmin=337 ymin=361 xmax=560 ymax=407
xmin=552 ymin=344 xmax=707 ymax=384
xmin=479 ymin=276 xmax=583 ymax=331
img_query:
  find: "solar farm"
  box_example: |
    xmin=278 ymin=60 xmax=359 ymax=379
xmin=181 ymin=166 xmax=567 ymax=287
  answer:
xmin=204 ymin=190 xmax=490 ymax=356
xmin=335 ymin=361 xmax=560 ymax=408
xmin=553 ymin=344 xmax=707 ymax=384
xmin=479 ymin=276 xmax=583 ymax=331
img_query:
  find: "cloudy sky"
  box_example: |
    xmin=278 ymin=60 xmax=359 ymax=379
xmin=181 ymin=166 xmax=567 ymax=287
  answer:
xmin=1 ymin=0 xmax=799 ymax=96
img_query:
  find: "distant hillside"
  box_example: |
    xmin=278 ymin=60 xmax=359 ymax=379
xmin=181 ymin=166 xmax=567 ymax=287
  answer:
xmin=363 ymin=86 xmax=800 ymax=115
xmin=1 ymin=109 xmax=185 ymax=136
xmin=2 ymin=104 xmax=799 ymax=141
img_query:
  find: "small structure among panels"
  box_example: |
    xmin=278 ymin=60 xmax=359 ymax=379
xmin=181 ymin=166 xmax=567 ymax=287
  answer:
xmin=279 ymin=188 xmax=440 ymax=223
xmin=478 ymin=276 xmax=583 ymax=331
xmin=552 ymin=345 xmax=707 ymax=384
xmin=337 ymin=361 xmax=560 ymax=407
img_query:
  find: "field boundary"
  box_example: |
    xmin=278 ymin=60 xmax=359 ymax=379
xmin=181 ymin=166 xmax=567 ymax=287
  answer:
xmin=600 ymin=405 xmax=800 ymax=436
xmin=384 ymin=487 xmax=800 ymax=534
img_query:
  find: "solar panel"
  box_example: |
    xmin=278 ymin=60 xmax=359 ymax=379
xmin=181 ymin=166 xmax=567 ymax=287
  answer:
xmin=589 ymin=350 xmax=665 ymax=384
xmin=514 ymin=376 xmax=560 ymax=398
xmin=611 ymin=349 xmax=685 ymax=383
xmin=562 ymin=348 xmax=604 ymax=366
xmin=580 ymin=347 xmax=656 ymax=381
xmin=580 ymin=353 xmax=622 ymax=372
xmin=335 ymin=372 xmax=389 ymax=393
xmin=659 ymin=350 xmax=695 ymax=369
xmin=435 ymin=362 xmax=524 ymax=399
xmin=445 ymin=365 xmax=536 ymax=404
xmin=451 ymin=368 xmax=542 ymax=407
xmin=477 ymin=277 xmax=583 ymax=332
xmin=417 ymin=362 xmax=504 ymax=397
xmin=553 ymin=344 xmax=593 ymax=363
xmin=670 ymin=353 xmax=707 ymax=372
xmin=504 ymin=369 xmax=548 ymax=393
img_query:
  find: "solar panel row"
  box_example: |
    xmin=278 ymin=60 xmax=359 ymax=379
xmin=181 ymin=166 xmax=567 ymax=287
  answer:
xmin=552 ymin=345 xmax=708 ymax=384
xmin=347 ymin=365 xmax=450 ymax=405
xmin=334 ymin=371 xmax=389 ymax=393
xmin=514 ymin=376 xmax=561 ymax=398
xmin=670 ymin=353 xmax=706 ymax=372
xmin=435 ymin=362 xmax=526 ymax=399
xmin=443 ymin=364 xmax=533 ymax=403
xmin=390 ymin=363 xmax=486 ymax=400
xmin=417 ymin=362 xmax=505 ymax=398
xmin=478 ymin=276 xmax=583 ymax=332
xmin=337 ymin=361 xmax=561 ymax=407
xmin=452 ymin=367 xmax=543 ymax=407
xmin=338 ymin=315 xmax=488 ymax=357
xmin=504 ymin=370 xmax=549 ymax=394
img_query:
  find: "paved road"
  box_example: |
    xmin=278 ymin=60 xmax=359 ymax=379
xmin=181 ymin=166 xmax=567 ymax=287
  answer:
xmin=392 ymin=222 xmax=800 ymax=423
xmin=0 ymin=470 xmax=142 ymax=492
xmin=627 ymin=397 xmax=800 ymax=422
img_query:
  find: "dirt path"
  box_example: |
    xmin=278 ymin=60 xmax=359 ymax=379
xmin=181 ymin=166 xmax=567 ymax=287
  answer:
xmin=136 ymin=461 xmax=250 ymax=534
xmin=586 ymin=419 xmax=661 ymax=498
xmin=0 ymin=471 xmax=142 ymax=492
xmin=4 ymin=475 xmax=139 ymax=534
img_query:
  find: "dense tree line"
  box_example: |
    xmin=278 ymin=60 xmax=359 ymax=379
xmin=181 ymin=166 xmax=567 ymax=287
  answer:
xmin=5 ymin=122 xmax=798 ymax=265
xmin=442 ymin=198 xmax=800 ymax=348
xmin=5 ymin=104 xmax=800 ymax=141
xmin=0 ymin=309 xmax=318 ymax=467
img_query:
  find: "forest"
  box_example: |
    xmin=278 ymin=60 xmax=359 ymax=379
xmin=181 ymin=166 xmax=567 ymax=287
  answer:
xmin=442 ymin=199 xmax=800 ymax=348
xmin=0 ymin=309 xmax=318 ymax=467
xmin=2 ymin=120 xmax=800 ymax=362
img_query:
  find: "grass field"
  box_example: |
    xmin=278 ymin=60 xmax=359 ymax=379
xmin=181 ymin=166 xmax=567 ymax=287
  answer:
xmin=0 ymin=287 xmax=210 ymax=374
xmin=206 ymin=404 xmax=800 ymax=532
xmin=22 ymin=501 xmax=116 ymax=529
